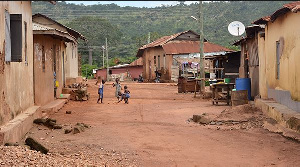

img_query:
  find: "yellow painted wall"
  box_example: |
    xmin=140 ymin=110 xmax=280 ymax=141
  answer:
xmin=263 ymin=11 xmax=300 ymax=101
xmin=0 ymin=1 xmax=34 ymax=125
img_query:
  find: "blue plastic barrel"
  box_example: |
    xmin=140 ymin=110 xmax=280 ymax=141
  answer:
xmin=235 ymin=78 xmax=251 ymax=100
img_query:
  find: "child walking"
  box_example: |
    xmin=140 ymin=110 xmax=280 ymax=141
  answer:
xmin=97 ymin=80 xmax=105 ymax=104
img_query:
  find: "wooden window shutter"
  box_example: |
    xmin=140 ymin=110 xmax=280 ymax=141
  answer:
xmin=10 ymin=14 xmax=22 ymax=62
xmin=5 ymin=10 xmax=11 ymax=62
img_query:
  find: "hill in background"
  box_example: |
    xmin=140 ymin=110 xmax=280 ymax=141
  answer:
xmin=32 ymin=1 xmax=289 ymax=67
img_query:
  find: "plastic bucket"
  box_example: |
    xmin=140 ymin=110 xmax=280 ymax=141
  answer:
xmin=224 ymin=78 xmax=231 ymax=83
xmin=235 ymin=78 xmax=251 ymax=100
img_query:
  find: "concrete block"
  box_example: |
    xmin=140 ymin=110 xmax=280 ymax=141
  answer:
xmin=38 ymin=99 xmax=67 ymax=117
xmin=76 ymin=76 xmax=83 ymax=83
xmin=66 ymin=77 xmax=76 ymax=86
xmin=0 ymin=106 xmax=41 ymax=145
xmin=255 ymin=98 xmax=300 ymax=132
xmin=62 ymin=88 xmax=76 ymax=94
xmin=57 ymin=94 xmax=70 ymax=100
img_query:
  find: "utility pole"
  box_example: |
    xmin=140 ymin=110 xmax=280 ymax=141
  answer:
xmin=199 ymin=1 xmax=205 ymax=93
xmin=102 ymin=46 xmax=105 ymax=69
xmin=88 ymin=47 xmax=93 ymax=65
xmin=148 ymin=32 xmax=151 ymax=43
xmin=105 ymin=38 xmax=109 ymax=81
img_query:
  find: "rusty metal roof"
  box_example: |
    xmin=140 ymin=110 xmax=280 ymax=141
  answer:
xmin=253 ymin=1 xmax=300 ymax=24
xmin=252 ymin=16 xmax=271 ymax=24
xmin=139 ymin=30 xmax=201 ymax=50
xmin=162 ymin=41 xmax=233 ymax=55
xmin=32 ymin=13 xmax=87 ymax=41
xmin=33 ymin=22 xmax=76 ymax=43
xmin=136 ymin=30 xmax=218 ymax=57
xmin=129 ymin=57 xmax=143 ymax=66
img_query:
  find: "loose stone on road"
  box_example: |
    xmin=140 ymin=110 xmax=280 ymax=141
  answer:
xmin=7 ymin=80 xmax=300 ymax=166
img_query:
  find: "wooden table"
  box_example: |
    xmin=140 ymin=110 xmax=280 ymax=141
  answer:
xmin=210 ymin=83 xmax=235 ymax=105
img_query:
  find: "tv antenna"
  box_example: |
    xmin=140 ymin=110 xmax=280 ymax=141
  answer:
xmin=228 ymin=21 xmax=245 ymax=36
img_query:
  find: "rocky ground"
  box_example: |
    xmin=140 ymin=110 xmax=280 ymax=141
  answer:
xmin=1 ymin=80 xmax=300 ymax=166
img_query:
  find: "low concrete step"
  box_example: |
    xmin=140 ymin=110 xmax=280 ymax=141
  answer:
xmin=255 ymin=98 xmax=300 ymax=132
xmin=0 ymin=106 xmax=40 ymax=145
xmin=39 ymin=99 xmax=67 ymax=117
xmin=57 ymin=94 xmax=70 ymax=100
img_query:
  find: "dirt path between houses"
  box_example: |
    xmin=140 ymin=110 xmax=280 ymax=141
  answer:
xmin=17 ymin=80 xmax=300 ymax=166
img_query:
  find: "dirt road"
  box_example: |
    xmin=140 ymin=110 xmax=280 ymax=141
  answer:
xmin=26 ymin=80 xmax=300 ymax=166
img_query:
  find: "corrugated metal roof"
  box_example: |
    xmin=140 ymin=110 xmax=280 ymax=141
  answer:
xmin=162 ymin=41 xmax=233 ymax=55
xmin=33 ymin=22 xmax=76 ymax=43
xmin=253 ymin=1 xmax=300 ymax=24
xmin=136 ymin=30 xmax=228 ymax=57
xmin=129 ymin=57 xmax=143 ymax=66
xmin=32 ymin=13 xmax=87 ymax=41
xmin=33 ymin=22 xmax=53 ymax=31
xmin=139 ymin=30 xmax=201 ymax=50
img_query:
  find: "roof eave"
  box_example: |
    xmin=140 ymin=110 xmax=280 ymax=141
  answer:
xmin=33 ymin=30 xmax=77 ymax=43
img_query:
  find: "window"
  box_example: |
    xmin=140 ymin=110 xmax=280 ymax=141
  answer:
xmin=276 ymin=41 xmax=280 ymax=79
xmin=154 ymin=56 xmax=156 ymax=65
xmin=5 ymin=11 xmax=22 ymax=62
xmin=158 ymin=55 xmax=160 ymax=69
xmin=42 ymin=45 xmax=45 ymax=72
xmin=24 ymin=21 xmax=28 ymax=65
xmin=10 ymin=14 xmax=22 ymax=62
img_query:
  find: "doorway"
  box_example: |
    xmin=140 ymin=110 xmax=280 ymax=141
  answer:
xmin=62 ymin=51 xmax=65 ymax=88
xmin=53 ymin=44 xmax=57 ymax=98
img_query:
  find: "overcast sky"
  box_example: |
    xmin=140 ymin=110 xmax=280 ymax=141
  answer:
xmin=66 ymin=1 xmax=199 ymax=8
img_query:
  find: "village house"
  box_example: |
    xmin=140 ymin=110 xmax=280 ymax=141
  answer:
xmin=233 ymin=25 xmax=265 ymax=99
xmin=32 ymin=19 xmax=77 ymax=106
xmin=136 ymin=30 xmax=234 ymax=82
xmin=253 ymin=1 xmax=300 ymax=112
xmin=0 ymin=1 xmax=56 ymax=144
xmin=32 ymin=13 xmax=86 ymax=87
xmin=95 ymin=57 xmax=143 ymax=81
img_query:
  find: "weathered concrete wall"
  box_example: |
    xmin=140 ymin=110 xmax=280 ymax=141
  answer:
xmin=258 ymin=31 xmax=267 ymax=99
xmin=96 ymin=66 xmax=143 ymax=81
xmin=33 ymin=15 xmax=79 ymax=85
xmin=65 ymin=42 xmax=78 ymax=79
xmin=0 ymin=1 xmax=34 ymax=125
xmin=238 ymin=34 xmax=260 ymax=99
xmin=263 ymin=11 xmax=300 ymax=102
xmin=33 ymin=35 xmax=65 ymax=106
xmin=96 ymin=69 xmax=107 ymax=81
xmin=142 ymin=47 xmax=166 ymax=81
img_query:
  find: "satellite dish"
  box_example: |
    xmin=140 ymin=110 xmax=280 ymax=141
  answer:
xmin=228 ymin=21 xmax=245 ymax=36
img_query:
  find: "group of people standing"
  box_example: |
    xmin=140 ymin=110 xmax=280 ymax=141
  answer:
xmin=96 ymin=78 xmax=130 ymax=104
